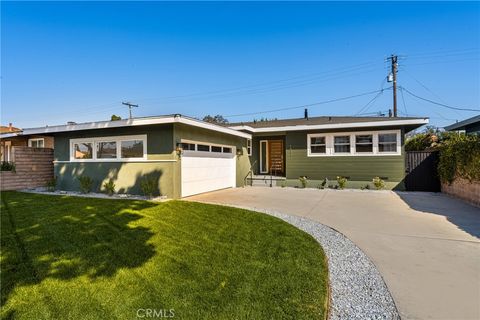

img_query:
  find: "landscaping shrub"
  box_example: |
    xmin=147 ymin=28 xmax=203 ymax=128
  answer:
xmin=336 ymin=176 xmax=347 ymax=189
xmin=141 ymin=177 xmax=157 ymax=198
xmin=280 ymin=181 xmax=287 ymax=188
xmin=0 ymin=161 xmax=15 ymax=172
xmin=45 ymin=177 xmax=57 ymax=192
xmin=78 ymin=176 xmax=94 ymax=193
xmin=321 ymin=177 xmax=328 ymax=188
xmin=372 ymin=176 xmax=385 ymax=190
xmin=103 ymin=179 xmax=116 ymax=196
xmin=437 ymin=133 xmax=480 ymax=183
xmin=299 ymin=176 xmax=308 ymax=188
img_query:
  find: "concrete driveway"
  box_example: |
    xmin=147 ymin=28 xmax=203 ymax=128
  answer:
xmin=187 ymin=187 xmax=480 ymax=320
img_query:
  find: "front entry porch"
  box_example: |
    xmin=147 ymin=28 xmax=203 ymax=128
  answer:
xmin=258 ymin=138 xmax=285 ymax=176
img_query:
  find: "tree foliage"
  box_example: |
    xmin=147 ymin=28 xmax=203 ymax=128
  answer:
xmin=111 ymin=114 xmax=122 ymax=121
xmin=203 ymin=115 xmax=229 ymax=124
xmin=437 ymin=133 xmax=480 ymax=183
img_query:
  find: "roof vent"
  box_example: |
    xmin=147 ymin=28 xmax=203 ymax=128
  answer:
xmin=328 ymin=116 xmax=332 ymax=121
xmin=304 ymin=108 xmax=309 ymax=120
xmin=67 ymin=121 xmax=77 ymax=125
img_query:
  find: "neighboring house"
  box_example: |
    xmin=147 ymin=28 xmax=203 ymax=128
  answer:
xmin=0 ymin=123 xmax=54 ymax=162
xmin=229 ymin=114 xmax=428 ymax=190
xmin=444 ymin=115 xmax=480 ymax=134
xmin=4 ymin=113 xmax=428 ymax=197
xmin=13 ymin=115 xmax=251 ymax=198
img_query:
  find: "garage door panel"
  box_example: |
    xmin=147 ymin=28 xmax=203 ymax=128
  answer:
xmin=181 ymin=154 xmax=235 ymax=197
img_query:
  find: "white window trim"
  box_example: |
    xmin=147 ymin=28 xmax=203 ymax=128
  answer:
xmin=180 ymin=139 xmax=236 ymax=155
xmin=69 ymin=134 xmax=147 ymax=162
xmin=307 ymin=130 xmax=401 ymax=157
xmin=307 ymin=134 xmax=327 ymax=156
xmin=247 ymin=139 xmax=252 ymax=156
xmin=259 ymin=140 xmax=269 ymax=173
xmin=28 ymin=138 xmax=45 ymax=148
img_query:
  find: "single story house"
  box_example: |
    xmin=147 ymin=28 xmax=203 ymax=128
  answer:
xmin=7 ymin=115 xmax=251 ymax=198
xmin=3 ymin=113 xmax=428 ymax=197
xmin=229 ymin=114 xmax=428 ymax=190
xmin=444 ymin=115 xmax=480 ymax=134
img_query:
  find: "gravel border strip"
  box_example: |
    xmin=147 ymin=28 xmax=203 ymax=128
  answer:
xmin=208 ymin=203 xmax=400 ymax=320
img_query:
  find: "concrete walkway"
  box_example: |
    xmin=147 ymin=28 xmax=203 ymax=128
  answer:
xmin=187 ymin=187 xmax=480 ymax=320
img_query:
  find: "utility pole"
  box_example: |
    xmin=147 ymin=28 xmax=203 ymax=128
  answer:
xmin=122 ymin=102 xmax=139 ymax=119
xmin=387 ymin=55 xmax=398 ymax=117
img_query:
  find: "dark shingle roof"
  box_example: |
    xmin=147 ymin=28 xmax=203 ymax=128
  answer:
xmin=444 ymin=115 xmax=480 ymax=131
xmin=229 ymin=116 xmax=427 ymax=128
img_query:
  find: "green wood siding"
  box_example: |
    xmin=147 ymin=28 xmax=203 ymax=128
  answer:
xmin=53 ymin=124 xmax=175 ymax=161
xmin=285 ymin=130 xmax=405 ymax=189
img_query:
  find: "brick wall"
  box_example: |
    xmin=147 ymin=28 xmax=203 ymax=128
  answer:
xmin=0 ymin=147 xmax=54 ymax=191
xmin=442 ymin=177 xmax=480 ymax=208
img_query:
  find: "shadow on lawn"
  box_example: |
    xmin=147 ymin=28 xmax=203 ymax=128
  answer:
xmin=0 ymin=191 xmax=158 ymax=307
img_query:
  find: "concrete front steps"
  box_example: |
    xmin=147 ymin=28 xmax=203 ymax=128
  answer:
xmin=246 ymin=175 xmax=286 ymax=187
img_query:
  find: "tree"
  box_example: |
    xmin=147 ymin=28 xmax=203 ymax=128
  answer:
xmin=202 ymin=115 xmax=229 ymax=124
xmin=111 ymin=114 xmax=122 ymax=121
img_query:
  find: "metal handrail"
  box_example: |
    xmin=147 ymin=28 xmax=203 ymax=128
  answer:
xmin=244 ymin=160 xmax=257 ymax=187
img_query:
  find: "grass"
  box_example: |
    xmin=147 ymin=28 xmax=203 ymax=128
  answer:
xmin=1 ymin=191 xmax=328 ymax=319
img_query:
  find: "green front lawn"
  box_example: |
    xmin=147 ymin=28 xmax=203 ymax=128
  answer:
xmin=1 ymin=191 xmax=328 ymax=319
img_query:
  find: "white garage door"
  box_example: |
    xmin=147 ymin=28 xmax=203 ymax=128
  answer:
xmin=181 ymin=147 xmax=236 ymax=197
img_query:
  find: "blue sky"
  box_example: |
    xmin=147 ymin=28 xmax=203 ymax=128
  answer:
xmin=2 ymin=1 xmax=479 ymax=129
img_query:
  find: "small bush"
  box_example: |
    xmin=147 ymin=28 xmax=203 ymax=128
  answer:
xmin=299 ymin=176 xmax=308 ymax=188
xmin=280 ymin=181 xmax=287 ymax=188
xmin=1 ymin=161 xmax=15 ymax=172
xmin=316 ymin=184 xmax=324 ymax=190
xmin=372 ymin=177 xmax=386 ymax=190
xmin=78 ymin=176 xmax=93 ymax=193
xmin=45 ymin=177 xmax=57 ymax=192
xmin=141 ymin=177 xmax=157 ymax=198
xmin=336 ymin=176 xmax=347 ymax=189
xmin=321 ymin=177 xmax=328 ymax=188
xmin=103 ymin=179 xmax=116 ymax=196
xmin=360 ymin=184 xmax=370 ymax=190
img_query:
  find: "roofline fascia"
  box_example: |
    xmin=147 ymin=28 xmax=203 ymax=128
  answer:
xmin=229 ymin=118 xmax=429 ymax=133
xmin=15 ymin=116 xmax=252 ymax=139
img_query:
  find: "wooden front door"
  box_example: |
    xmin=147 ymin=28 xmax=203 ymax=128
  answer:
xmin=268 ymin=140 xmax=284 ymax=175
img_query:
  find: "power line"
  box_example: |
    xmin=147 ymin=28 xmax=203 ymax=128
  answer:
xmin=226 ymin=88 xmax=389 ymax=118
xmin=131 ymin=62 xmax=380 ymax=103
xmin=400 ymin=86 xmax=480 ymax=112
xmin=354 ymin=89 xmax=385 ymax=116
xmin=399 ymin=86 xmax=408 ymax=116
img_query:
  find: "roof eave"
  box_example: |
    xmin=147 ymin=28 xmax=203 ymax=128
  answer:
xmin=229 ymin=118 xmax=429 ymax=133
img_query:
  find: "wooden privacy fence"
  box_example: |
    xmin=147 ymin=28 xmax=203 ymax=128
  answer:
xmin=405 ymin=151 xmax=441 ymax=192
xmin=0 ymin=147 xmax=54 ymax=191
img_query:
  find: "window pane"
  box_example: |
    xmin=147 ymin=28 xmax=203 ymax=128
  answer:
xmin=260 ymin=141 xmax=267 ymax=171
xmin=379 ymin=143 xmax=397 ymax=152
xmin=379 ymin=133 xmax=396 ymax=143
xmin=181 ymin=143 xmax=195 ymax=151
xmin=334 ymin=144 xmax=350 ymax=153
xmin=311 ymin=145 xmax=326 ymax=154
xmin=334 ymin=136 xmax=350 ymax=153
xmin=97 ymin=141 xmax=117 ymax=158
xmin=223 ymin=147 xmax=232 ymax=153
xmin=334 ymin=136 xmax=350 ymax=144
xmin=311 ymin=136 xmax=325 ymax=145
xmin=356 ymin=135 xmax=373 ymax=144
xmin=197 ymin=144 xmax=209 ymax=152
xmin=356 ymin=144 xmax=373 ymax=152
xmin=121 ymin=140 xmax=143 ymax=158
xmin=74 ymin=143 xmax=93 ymax=159
xmin=211 ymin=146 xmax=222 ymax=153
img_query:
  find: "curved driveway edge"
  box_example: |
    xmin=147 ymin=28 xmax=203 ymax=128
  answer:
xmin=199 ymin=202 xmax=400 ymax=319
